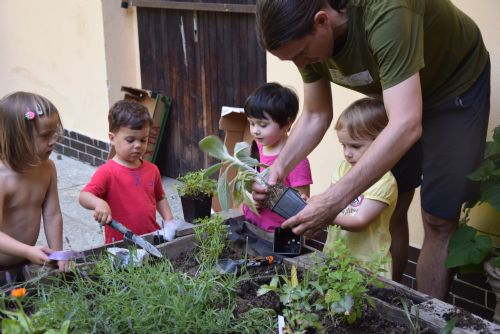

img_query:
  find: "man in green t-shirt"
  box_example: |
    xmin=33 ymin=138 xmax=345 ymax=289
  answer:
xmin=253 ymin=0 xmax=490 ymax=300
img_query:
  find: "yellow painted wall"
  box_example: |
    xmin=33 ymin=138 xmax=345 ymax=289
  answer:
xmin=266 ymin=0 xmax=500 ymax=248
xmin=101 ymin=1 xmax=142 ymax=107
xmin=0 ymin=0 xmax=140 ymax=142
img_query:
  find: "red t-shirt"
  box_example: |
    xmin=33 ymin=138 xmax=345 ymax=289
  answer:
xmin=82 ymin=159 xmax=164 ymax=243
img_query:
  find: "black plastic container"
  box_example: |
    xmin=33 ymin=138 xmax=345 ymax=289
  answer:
xmin=273 ymin=227 xmax=302 ymax=255
xmin=181 ymin=195 xmax=212 ymax=223
xmin=269 ymin=187 xmax=307 ymax=255
xmin=271 ymin=187 xmax=306 ymax=219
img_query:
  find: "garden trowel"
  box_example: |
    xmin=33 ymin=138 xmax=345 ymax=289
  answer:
xmin=216 ymin=256 xmax=274 ymax=274
xmin=109 ymin=220 xmax=163 ymax=258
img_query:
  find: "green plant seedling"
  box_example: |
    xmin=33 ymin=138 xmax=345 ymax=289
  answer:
xmin=176 ymin=169 xmax=217 ymax=198
xmin=311 ymin=226 xmax=388 ymax=324
xmin=199 ymin=135 xmax=269 ymax=213
xmin=193 ymin=214 xmax=229 ymax=270
xmin=258 ymin=265 xmax=322 ymax=333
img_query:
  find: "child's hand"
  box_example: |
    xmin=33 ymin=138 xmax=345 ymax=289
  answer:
xmin=25 ymin=245 xmax=51 ymax=265
xmin=93 ymin=201 xmax=112 ymax=225
xmin=57 ymin=260 xmax=71 ymax=272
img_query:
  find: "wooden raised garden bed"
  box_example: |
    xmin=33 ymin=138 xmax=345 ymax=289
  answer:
xmin=2 ymin=213 xmax=499 ymax=334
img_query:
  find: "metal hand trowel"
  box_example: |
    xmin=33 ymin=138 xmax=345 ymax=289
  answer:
xmin=109 ymin=220 xmax=163 ymax=258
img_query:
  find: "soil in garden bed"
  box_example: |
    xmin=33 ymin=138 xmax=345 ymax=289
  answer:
xmin=170 ymin=248 xmax=435 ymax=334
xmin=441 ymin=306 xmax=491 ymax=333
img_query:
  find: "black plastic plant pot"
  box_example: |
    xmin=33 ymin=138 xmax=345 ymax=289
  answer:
xmin=181 ymin=195 xmax=212 ymax=223
xmin=271 ymin=187 xmax=306 ymax=255
xmin=271 ymin=187 xmax=307 ymax=220
xmin=274 ymin=227 xmax=302 ymax=255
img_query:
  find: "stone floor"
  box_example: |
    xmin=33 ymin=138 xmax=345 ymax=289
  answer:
xmin=36 ymin=153 xmax=185 ymax=251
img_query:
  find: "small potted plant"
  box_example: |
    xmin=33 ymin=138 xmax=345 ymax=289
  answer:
xmin=176 ymin=169 xmax=217 ymax=222
xmin=446 ymin=125 xmax=500 ymax=322
xmin=199 ymin=135 xmax=307 ymax=219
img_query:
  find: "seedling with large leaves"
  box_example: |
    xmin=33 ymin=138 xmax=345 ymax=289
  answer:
xmin=199 ymin=135 xmax=269 ymax=213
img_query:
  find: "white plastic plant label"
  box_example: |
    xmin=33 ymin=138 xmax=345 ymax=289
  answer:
xmin=277 ymin=315 xmax=285 ymax=334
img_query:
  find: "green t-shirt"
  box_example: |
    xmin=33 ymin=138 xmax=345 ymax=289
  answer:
xmin=300 ymin=0 xmax=488 ymax=109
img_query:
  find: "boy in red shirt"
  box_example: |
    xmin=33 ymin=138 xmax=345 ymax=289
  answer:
xmin=79 ymin=100 xmax=173 ymax=243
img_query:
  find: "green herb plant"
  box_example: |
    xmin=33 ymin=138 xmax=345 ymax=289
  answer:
xmin=258 ymin=265 xmax=322 ymax=334
xmin=310 ymin=226 xmax=388 ymax=325
xmin=18 ymin=253 xmax=273 ymax=333
xmin=259 ymin=226 xmax=388 ymax=331
xmin=193 ymin=214 xmax=229 ymax=270
xmin=446 ymin=125 xmax=500 ymax=271
xmin=199 ymin=135 xmax=268 ymax=213
xmin=176 ymin=169 xmax=217 ymax=199
xmin=0 ymin=292 xmax=70 ymax=334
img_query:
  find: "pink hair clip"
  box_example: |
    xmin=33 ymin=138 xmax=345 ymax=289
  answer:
xmin=24 ymin=109 xmax=36 ymax=120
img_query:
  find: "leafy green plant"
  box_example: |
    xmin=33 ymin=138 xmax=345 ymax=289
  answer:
xmin=16 ymin=253 xmax=273 ymax=333
xmin=258 ymin=265 xmax=322 ymax=333
xmin=193 ymin=214 xmax=229 ymax=269
xmin=446 ymin=125 xmax=500 ymax=270
xmin=259 ymin=227 xmax=388 ymax=331
xmin=0 ymin=289 xmax=70 ymax=334
xmin=199 ymin=135 xmax=268 ymax=213
xmin=176 ymin=169 xmax=217 ymax=198
xmin=310 ymin=226 xmax=388 ymax=324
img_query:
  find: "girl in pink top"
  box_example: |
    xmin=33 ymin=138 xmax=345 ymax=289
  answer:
xmin=243 ymin=83 xmax=312 ymax=232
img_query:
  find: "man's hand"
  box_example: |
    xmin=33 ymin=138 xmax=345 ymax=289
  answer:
xmin=282 ymin=191 xmax=341 ymax=238
xmin=252 ymin=164 xmax=286 ymax=208
xmin=25 ymin=245 xmax=52 ymax=265
xmin=93 ymin=201 xmax=112 ymax=225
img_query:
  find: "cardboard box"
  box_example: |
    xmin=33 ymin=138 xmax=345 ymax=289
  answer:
xmin=219 ymin=106 xmax=253 ymax=154
xmin=212 ymin=106 xmax=253 ymax=212
xmin=108 ymin=86 xmax=171 ymax=163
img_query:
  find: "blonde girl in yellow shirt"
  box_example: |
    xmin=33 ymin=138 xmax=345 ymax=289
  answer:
xmin=325 ymin=98 xmax=397 ymax=279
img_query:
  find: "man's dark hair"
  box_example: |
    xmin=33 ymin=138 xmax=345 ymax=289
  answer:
xmin=256 ymin=0 xmax=348 ymax=51
xmin=244 ymin=82 xmax=299 ymax=128
xmin=108 ymin=100 xmax=153 ymax=132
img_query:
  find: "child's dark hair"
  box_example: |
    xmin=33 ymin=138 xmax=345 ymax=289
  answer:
xmin=244 ymin=82 xmax=299 ymax=128
xmin=335 ymin=98 xmax=388 ymax=141
xmin=108 ymin=100 xmax=153 ymax=133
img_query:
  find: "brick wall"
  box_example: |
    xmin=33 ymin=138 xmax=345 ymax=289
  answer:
xmin=405 ymin=245 xmax=495 ymax=321
xmin=55 ymin=129 xmax=109 ymax=167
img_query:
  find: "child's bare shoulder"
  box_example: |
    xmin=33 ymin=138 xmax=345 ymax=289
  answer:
xmin=0 ymin=161 xmax=20 ymax=193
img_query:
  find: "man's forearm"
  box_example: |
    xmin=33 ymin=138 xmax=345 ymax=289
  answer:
xmin=276 ymin=111 xmax=330 ymax=176
xmin=331 ymin=118 xmax=420 ymax=213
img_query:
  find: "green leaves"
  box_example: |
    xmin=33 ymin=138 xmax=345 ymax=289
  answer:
xmin=480 ymin=181 xmax=500 ymax=211
xmin=258 ymin=226 xmax=386 ymax=331
xmin=447 ymin=125 xmax=500 ymax=271
xmin=217 ymin=170 xmax=230 ymax=211
xmin=176 ymin=169 xmax=217 ymax=198
xmin=1 ymin=319 xmax=25 ymax=334
xmin=199 ymin=135 xmax=230 ymax=160
xmin=198 ymin=135 xmax=261 ymax=212
xmin=446 ymin=225 xmax=492 ymax=268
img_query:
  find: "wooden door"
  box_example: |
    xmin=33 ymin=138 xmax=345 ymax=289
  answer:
xmin=134 ymin=0 xmax=266 ymax=177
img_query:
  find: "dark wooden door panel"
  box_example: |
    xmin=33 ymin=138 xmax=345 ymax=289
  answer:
xmin=136 ymin=1 xmax=265 ymax=177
